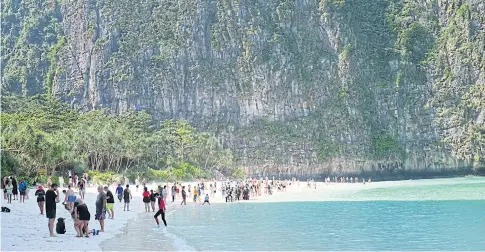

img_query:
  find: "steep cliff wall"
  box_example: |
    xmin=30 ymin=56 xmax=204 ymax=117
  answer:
xmin=2 ymin=0 xmax=484 ymax=176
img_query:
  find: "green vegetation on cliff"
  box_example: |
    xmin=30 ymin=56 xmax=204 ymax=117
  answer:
xmin=1 ymin=96 xmax=235 ymax=182
xmin=1 ymin=0 xmax=484 ymax=176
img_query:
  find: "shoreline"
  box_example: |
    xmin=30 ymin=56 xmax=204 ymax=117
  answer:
xmin=2 ymin=177 xmax=484 ymax=251
xmin=256 ymin=170 xmax=485 ymax=182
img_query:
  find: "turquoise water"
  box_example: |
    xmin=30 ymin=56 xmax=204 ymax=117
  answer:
xmin=103 ymin=178 xmax=485 ymax=251
xmin=166 ymin=201 xmax=485 ymax=251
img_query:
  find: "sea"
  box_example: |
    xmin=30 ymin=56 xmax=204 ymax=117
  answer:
xmin=101 ymin=177 xmax=485 ymax=251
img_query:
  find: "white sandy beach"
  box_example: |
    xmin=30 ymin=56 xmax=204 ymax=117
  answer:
xmin=0 ymin=185 xmax=145 ymax=251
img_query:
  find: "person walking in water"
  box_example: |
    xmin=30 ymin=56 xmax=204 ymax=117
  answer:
xmin=142 ymin=187 xmax=150 ymax=212
xmin=150 ymin=189 xmax=156 ymax=212
xmin=154 ymin=195 xmax=167 ymax=227
xmin=35 ymin=185 xmax=46 ymax=214
xmin=45 ymin=183 xmax=60 ymax=237
xmin=123 ymin=184 xmax=132 ymax=211
xmin=202 ymin=194 xmax=210 ymax=205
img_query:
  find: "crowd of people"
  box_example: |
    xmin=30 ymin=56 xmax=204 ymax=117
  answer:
xmin=2 ymin=172 xmax=373 ymax=239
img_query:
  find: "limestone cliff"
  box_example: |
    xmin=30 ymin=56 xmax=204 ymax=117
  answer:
xmin=2 ymin=0 xmax=484 ymax=177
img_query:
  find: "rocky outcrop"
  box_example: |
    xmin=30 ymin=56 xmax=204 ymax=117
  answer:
xmin=2 ymin=0 xmax=484 ymax=176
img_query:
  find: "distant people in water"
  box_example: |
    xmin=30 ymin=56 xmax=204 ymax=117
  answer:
xmin=154 ymin=195 xmax=167 ymax=227
xmin=202 ymin=194 xmax=210 ymax=205
xmin=150 ymin=189 xmax=156 ymax=212
xmin=143 ymin=187 xmax=150 ymax=212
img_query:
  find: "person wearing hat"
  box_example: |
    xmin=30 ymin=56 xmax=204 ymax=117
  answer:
xmin=35 ymin=185 xmax=46 ymax=215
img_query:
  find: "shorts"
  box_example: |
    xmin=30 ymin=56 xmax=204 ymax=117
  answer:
xmin=68 ymin=195 xmax=77 ymax=202
xmin=20 ymin=190 xmax=26 ymax=196
xmin=106 ymin=203 xmax=114 ymax=210
xmin=143 ymin=197 xmax=150 ymax=203
xmin=46 ymin=209 xmax=56 ymax=219
xmin=79 ymin=189 xmax=85 ymax=193
xmin=204 ymin=200 xmax=210 ymax=203
xmin=124 ymin=198 xmax=130 ymax=203
xmin=95 ymin=211 xmax=106 ymax=220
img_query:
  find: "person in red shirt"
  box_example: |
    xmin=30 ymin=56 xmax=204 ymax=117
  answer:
xmin=154 ymin=195 xmax=167 ymax=227
xmin=142 ymin=187 xmax=150 ymax=212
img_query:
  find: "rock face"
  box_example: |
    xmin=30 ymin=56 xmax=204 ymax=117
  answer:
xmin=2 ymin=0 xmax=484 ymax=176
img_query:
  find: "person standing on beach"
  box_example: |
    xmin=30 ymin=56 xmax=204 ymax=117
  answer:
xmin=193 ymin=186 xmax=198 ymax=202
xmin=104 ymin=186 xmax=115 ymax=219
xmin=180 ymin=186 xmax=187 ymax=205
xmin=135 ymin=178 xmax=140 ymax=192
xmin=162 ymin=185 xmax=168 ymax=202
xmin=45 ymin=184 xmax=60 ymax=237
xmin=12 ymin=176 xmax=18 ymax=200
xmin=78 ymin=179 xmax=85 ymax=200
xmin=66 ymin=185 xmax=77 ymax=210
xmin=95 ymin=185 xmax=107 ymax=232
xmin=157 ymin=185 xmax=163 ymax=197
xmin=143 ymin=187 xmax=151 ymax=212
xmin=124 ymin=184 xmax=132 ymax=211
xmin=2 ymin=176 xmax=7 ymax=200
xmin=116 ymin=184 xmax=124 ymax=202
xmin=19 ymin=178 xmax=27 ymax=203
xmin=171 ymin=185 xmax=176 ymax=202
xmin=154 ymin=195 xmax=167 ymax=227
xmin=35 ymin=185 xmax=46 ymax=214
xmin=6 ymin=181 xmax=13 ymax=204
xmin=47 ymin=176 xmax=52 ymax=188
xmin=150 ymin=189 xmax=156 ymax=212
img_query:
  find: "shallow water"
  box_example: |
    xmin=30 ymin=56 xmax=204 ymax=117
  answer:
xmin=102 ymin=178 xmax=485 ymax=251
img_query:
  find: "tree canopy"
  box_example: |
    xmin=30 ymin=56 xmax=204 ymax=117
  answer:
xmin=1 ymin=95 xmax=236 ymax=182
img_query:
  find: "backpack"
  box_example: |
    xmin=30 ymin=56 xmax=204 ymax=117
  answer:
xmin=56 ymin=218 xmax=66 ymax=234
